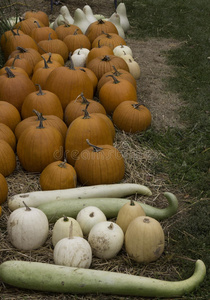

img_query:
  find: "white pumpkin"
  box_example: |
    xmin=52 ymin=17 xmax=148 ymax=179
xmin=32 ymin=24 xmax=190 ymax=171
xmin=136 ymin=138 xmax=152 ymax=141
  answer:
xmin=53 ymin=222 xmax=92 ymax=268
xmin=7 ymin=203 xmax=49 ymax=250
xmin=76 ymin=206 xmax=107 ymax=236
xmin=52 ymin=216 xmax=83 ymax=247
xmin=60 ymin=5 xmax=74 ymax=24
xmin=88 ymin=221 xmax=124 ymax=259
xmin=113 ymin=44 xmax=133 ymax=57
xmin=125 ymin=59 xmax=141 ymax=80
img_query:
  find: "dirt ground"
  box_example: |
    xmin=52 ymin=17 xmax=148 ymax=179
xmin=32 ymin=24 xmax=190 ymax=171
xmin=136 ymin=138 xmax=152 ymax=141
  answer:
xmin=0 ymin=1 xmax=195 ymax=299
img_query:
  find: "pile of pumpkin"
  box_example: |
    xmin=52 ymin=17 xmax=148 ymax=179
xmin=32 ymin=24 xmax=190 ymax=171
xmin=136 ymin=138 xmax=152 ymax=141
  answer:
xmin=0 ymin=3 xmax=157 ymax=270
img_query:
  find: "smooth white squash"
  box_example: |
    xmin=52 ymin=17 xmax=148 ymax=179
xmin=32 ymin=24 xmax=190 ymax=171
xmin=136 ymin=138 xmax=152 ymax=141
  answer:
xmin=8 ymin=183 xmax=152 ymax=211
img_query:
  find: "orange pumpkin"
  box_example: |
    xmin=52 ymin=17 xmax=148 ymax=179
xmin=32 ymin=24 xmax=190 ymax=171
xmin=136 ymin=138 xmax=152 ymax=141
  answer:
xmin=99 ymin=75 xmax=137 ymax=114
xmin=0 ymin=140 xmax=16 ymax=176
xmin=40 ymin=160 xmax=77 ymax=191
xmin=8 ymin=46 xmax=42 ymax=69
xmin=74 ymin=140 xmax=125 ymax=186
xmin=112 ymin=101 xmax=152 ymax=133
xmin=4 ymin=55 xmax=33 ymax=77
xmin=63 ymin=29 xmax=91 ymax=54
xmin=0 ymin=173 xmax=8 ymax=204
xmin=86 ymin=54 xmax=129 ymax=80
xmin=14 ymin=17 xmax=45 ymax=35
xmin=33 ymin=52 xmax=62 ymax=73
xmin=85 ymin=19 xmax=118 ymax=43
xmin=92 ymin=32 xmax=126 ymax=50
xmin=64 ymin=93 xmax=106 ymax=126
xmin=0 ymin=101 xmax=21 ymax=132
xmin=17 ymin=119 xmax=64 ymax=172
xmin=0 ymin=123 xmax=16 ymax=150
xmin=85 ymin=39 xmax=114 ymax=65
xmin=0 ymin=67 xmax=36 ymax=112
xmin=55 ymin=24 xmax=82 ymax=40
xmin=65 ymin=107 xmax=114 ymax=165
xmin=23 ymin=10 xmax=49 ymax=27
xmin=21 ymin=84 xmax=63 ymax=120
xmin=30 ymin=20 xmax=58 ymax=43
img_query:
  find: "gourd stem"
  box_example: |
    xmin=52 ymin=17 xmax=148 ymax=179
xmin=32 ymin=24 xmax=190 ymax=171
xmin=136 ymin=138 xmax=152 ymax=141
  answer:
xmin=73 ymin=28 xmax=79 ymax=35
xmin=130 ymin=199 xmax=136 ymax=206
xmin=36 ymin=84 xmax=45 ymax=96
xmin=80 ymin=92 xmax=90 ymax=105
xmin=23 ymin=201 xmax=31 ymax=211
xmin=97 ymin=39 xmax=102 ymax=48
xmin=101 ymin=31 xmax=112 ymax=39
xmin=132 ymin=103 xmax=143 ymax=109
xmin=98 ymin=19 xmax=105 ymax=24
xmin=82 ymin=104 xmax=90 ymax=119
xmin=143 ymin=218 xmax=150 ymax=223
xmin=5 ymin=67 xmax=15 ymax=78
xmin=48 ymin=32 xmax=52 ymax=40
xmin=89 ymin=212 xmax=94 ymax=218
xmin=58 ymin=161 xmax=67 ymax=168
xmin=112 ymin=65 xmax=121 ymax=76
xmin=11 ymin=28 xmax=18 ymax=36
xmin=108 ymin=223 xmax=114 ymax=230
xmin=36 ymin=118 xmax=45 ymax=129
xmin=16 ymin=46 xmax=27 ymax=53
xmin=106 ymin=74 xmax=120 ymax=84
xmin=34 ymin=20 xmax=41 ymax=28
xmin=32 ymin=109 xmax=46 ymax=121
xmin=41 ymin=55 xmax=49 ymax=69
xmin=86 ymin=139 xmax=103 ymax=152
xmin=63 ymin=215 xmax=69 ymax=222
xmin=102 ymin=55 xmax=111 ymax=62
xmin=46 ymin=52 xmax=53 ymax=64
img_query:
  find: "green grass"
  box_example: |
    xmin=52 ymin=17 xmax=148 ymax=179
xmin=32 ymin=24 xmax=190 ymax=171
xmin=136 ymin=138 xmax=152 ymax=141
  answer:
xmin=125 ymin=0 xmax=210 ymax=198
xmin=125 ymin=0 xmax=210 ymax=298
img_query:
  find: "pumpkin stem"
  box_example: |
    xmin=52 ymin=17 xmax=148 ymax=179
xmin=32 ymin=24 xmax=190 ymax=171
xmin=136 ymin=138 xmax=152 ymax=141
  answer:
xmin=97 ymin=39 xmax=102 ymax=48
xmin=11 ymin=28 xmax=18 ymax=36
xmin=106 ymin=74 xmax=120 ymax=84
xmin=89 ymin=212 xmax=94 ymax=218
xmin=108 ymin=223 xmax=114 ymax=230
xmin=36 ymin=84 xmax=45 ymax=96
xmin=143 ymin=218 xmax=150 ymax=223
xmin=23 ymin=201 xmax=31 ymax=211
xmin=41 ymin=55 xmax=50 ymax=69
xmin=102 ymin=55 xmax=111 ymax=62
xmin=5 ymin=67 xmax=15 ymax=78
xmin=63 ymin=215 xmax=69 ymax=221
xmin=86 ymin=139 xmax=103 ymax=152
xmin=112 ymin=65 xmax=121 ymax=76
xmin=58 ymin=161 xmax=67 ymax=168
xmin=16 ymin=46 xmax=27 ymax=53
xmin=98 ymin=19 xmax=105 ymax=24
xmin=46 ymin=52 xmax=53 ymax=64
xmin=36 ymin=118 xmax=45 ymax=129
xmin=130 ymin=199 xmax=136 ymax=206
xmin=101 ymin=31 xmax=112 ymax=39
xmin=82 ymin=104 xmax=90 ymax=119
xmin=34 ymin=20 xmax=41 ymax=28
xmin=32 ymin=109 xmax=46 ymax=121
xmin=48 ymin=32 xmax=52 ymax=40
xmin=73 ymin=28 xmax=79 ymax=35
xmin=132 ymin=103 xmax=142 ymax=109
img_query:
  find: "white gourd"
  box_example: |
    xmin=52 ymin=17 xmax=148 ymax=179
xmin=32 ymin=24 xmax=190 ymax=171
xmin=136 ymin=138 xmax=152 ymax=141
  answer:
xmin=71 ymin=50 xmax=87 ymax=67
xmin=113 ymin=44 xmax=133 ymax=57
xmin=53 ymin=222 xmax=92 ymax=268
xmin=60 ymin=5 xmax=74 ymax=24
xmin=116 ymin=2 xmax=130 ymax=32
xmin=52 ymin=216 xmax=83 ymax=247
xmin=73 ymin=8 xmax=91 ymax=34
xmin=53 ymin=14 xmax=65 ymax=30
xmin=94 ymin=14 xmax=106 ymax=20
xmin=7 ymin=203 xmax=49 ymax=250
xmin=88 ymin=221 xmax=124 ymax=259
xmin=125 ymin=59 xmax=141 ymax=80
xmin=76 ymin=206 xmax=107 ymax=236
xmin=83 ymin=5 xmax=97 ymax=24
xmin=120 ymin=51 xmax=134 ymax=63
xmin=108 ymin=12 xmax=125 ymax=39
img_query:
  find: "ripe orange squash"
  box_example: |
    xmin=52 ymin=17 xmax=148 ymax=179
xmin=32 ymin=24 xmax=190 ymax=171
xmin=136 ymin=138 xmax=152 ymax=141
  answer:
xmin=23 ymin=10 xmax=49 ymax=27
xmin=63 ymin=29 xmax=91 ymax=54
xmin=86 ymin=54 xmax=129 ymax=80
xmin=85 ymin=39 xmax=114 ymax=65
xmin=92 ymin=32 xmax=126 ymax=50
xmin=55 ymin=24 xmax=82 ymax=40
xmin=4 ymin=55 xmax=33 ymax=77
xmin=8 ymin=46 xmax=42 ymax=69
xmin=85 ymin=19 xmax=118 ymax=43
xmin=33 ymin=53 xmax=62 ymax=73
xmin=74 ymin=140 xmax=125 ymax=186
xmin=64 ymin=93 xmax=106 ymax=127
xmin=0 ymin=123 xmax=16 ymax=151
xmin=40 ymin=160 xmax=77 ymax=191
xmin=0 ymin=173 xmax=8 ymax=204
xmin=65 ymin=106 xmax=114 ymax=165
xmin=99 ymin=75 xmax=137 ymax=114
xmin=0 ymin=101 xmax=21 ymax=132
xmin=21 ymin=84 xmax=63 ymax=120
xmin=0 ymin=140 xmax=16 ymax=176
xmin=112 ymin=101 xmax=152 ymax=133
xmin=30 ymin=20 xmax=58 ymax=44
xmin=0 ymin=67 xmax=36 ymax=112
xmin=17 ymin=119 xmax=64 ymax=172
xmin=14 ymin=17 xmax=45 ymax=35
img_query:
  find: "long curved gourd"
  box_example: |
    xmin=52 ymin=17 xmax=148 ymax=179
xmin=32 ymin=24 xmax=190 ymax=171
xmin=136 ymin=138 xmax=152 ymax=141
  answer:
xmin=37 ymin=192 xmax=178 ymax=223
xmin=0 ymin=259 xmax=206 ymax=297
xmin=8 ymin=183 xmax=152 ymax=211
